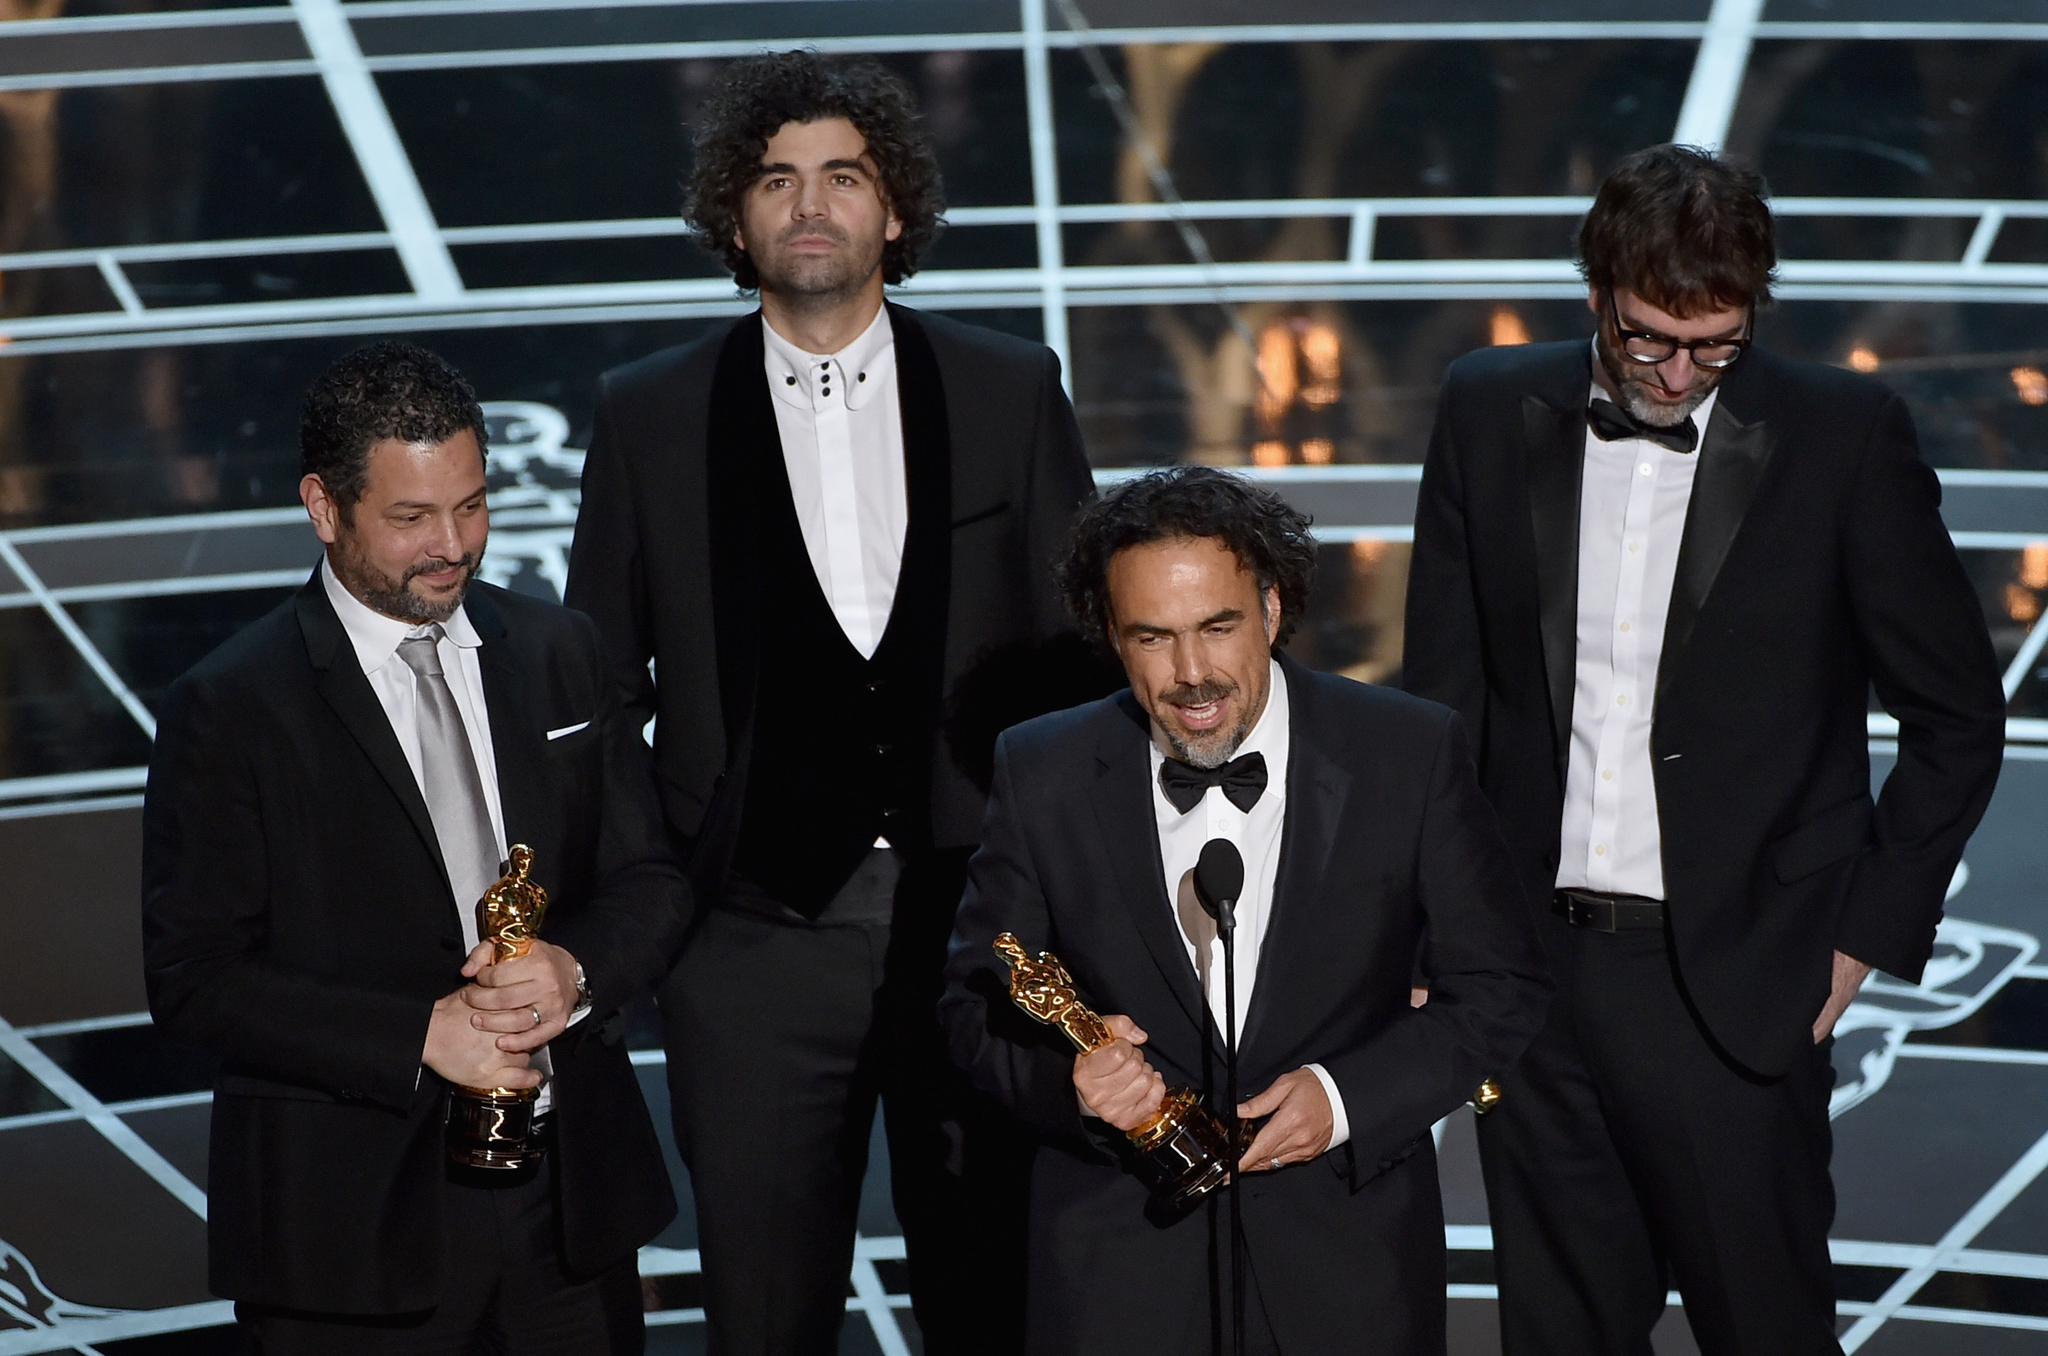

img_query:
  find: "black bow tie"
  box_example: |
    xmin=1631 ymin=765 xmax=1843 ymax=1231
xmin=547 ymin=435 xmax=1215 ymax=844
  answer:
xmin=1158 ymin=751 xmax=1268 ymax=815
xmin=1587 ymin=398 xmax=1698 ymax=454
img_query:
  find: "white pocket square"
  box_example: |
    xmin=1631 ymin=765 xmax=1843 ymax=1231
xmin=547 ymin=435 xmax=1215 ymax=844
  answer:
xmin=546 ymin=720 xmax=592 ymax=741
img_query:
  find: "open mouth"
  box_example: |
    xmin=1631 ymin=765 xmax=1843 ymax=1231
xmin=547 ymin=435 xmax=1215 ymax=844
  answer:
xmin=1170 ymin=698 xmax=1227 ymax=731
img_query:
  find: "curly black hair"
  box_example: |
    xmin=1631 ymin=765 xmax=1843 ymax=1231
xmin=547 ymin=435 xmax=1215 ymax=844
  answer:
xmin=299 ymin=341 xmax=487 ymax=520
xmin=685 ymin=51 xmax=945 ymax=290
xmin=1057 ymin=466 xmax=1318 ymax=653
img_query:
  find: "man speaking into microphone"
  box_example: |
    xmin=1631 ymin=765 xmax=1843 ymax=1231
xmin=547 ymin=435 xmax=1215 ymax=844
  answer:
xmin=940 ymin=467 xmax=1550 ymax=1354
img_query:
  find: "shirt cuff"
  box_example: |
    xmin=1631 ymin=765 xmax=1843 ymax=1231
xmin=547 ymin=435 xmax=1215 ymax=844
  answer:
xmin=1304 ymin=1062 xmax=1350 ymax=1151
xmin=565 ymin=1005 xmax=592 ymax=1029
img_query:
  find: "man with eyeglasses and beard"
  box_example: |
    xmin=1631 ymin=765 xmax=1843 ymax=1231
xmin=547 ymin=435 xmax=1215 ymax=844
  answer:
xmin=1403 ymin=144 xmax=2007 ymax=1354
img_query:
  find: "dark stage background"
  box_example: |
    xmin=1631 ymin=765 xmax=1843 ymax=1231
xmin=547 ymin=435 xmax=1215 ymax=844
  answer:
xmin=3 ymin=0 xmax=2048 ymax=1351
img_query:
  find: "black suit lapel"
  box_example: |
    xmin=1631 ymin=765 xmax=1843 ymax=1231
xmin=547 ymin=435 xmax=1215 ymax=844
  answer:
xmin=1092 ymin=694 xmax=1208 ymax=1034
xmin=296 ymin=576 xmax=451 ymax=893
xmin=691 ymin=315 xmax=779 ymax=896
xmin=465 ymin=588 xmax=546 ymax=864
xmin=886 ymin=303 xmax=953 ymax=551
xmin=1525 ymin=380 xmax=1587 ymax=785
xmin=1239 ymin=657 xmax=1349 ymax=1062
xmin=875 ymin=305 xmax=952 ymax=681
xmin=706 ymin=314 xmax=773 ymax=749
xmin=1657 ymin=362 xmax=1776 ymax=708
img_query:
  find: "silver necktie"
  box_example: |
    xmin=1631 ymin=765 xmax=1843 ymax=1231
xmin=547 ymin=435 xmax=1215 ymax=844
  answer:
xmin=398 ymin=628 xmax=502 ymax=940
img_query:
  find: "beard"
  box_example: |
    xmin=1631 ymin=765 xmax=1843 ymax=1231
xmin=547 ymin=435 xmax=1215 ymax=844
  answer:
xmin=1595 ymin=328 xmax=1722 ymax=427
xmin=1156 ymin=677 xmax=1257 ymax=769
xmin=752 ymin=219 xmax=885 ymax=307
xmin=331 ymin=532 xmax=479 ymax=623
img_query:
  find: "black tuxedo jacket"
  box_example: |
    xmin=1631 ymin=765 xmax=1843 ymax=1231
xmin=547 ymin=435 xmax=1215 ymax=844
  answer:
xmin=938 ymin=657 xmax=1550 ymax=1354
xmin=141 ymin=576 xmax=686 ymax=1314
xmin=1405 ymin=339 xmax=2006 ymax=1075
xmin=564 ymin=304 xmax=1096 ymax=883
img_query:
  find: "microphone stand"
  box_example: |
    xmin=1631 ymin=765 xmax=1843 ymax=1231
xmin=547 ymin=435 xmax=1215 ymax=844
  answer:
xmin=1218 ymin=894 xmax=1242 ymax=1356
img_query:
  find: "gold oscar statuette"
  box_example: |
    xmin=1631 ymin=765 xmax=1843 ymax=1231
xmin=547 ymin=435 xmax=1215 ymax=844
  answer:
xmin=1469 ymin=1076 xmax=1504 ymax=1115
xmin=994 ymin=931 xmax=1236 ymax=1212
xmin=445 ymin=844 xmax=549 ymax=1171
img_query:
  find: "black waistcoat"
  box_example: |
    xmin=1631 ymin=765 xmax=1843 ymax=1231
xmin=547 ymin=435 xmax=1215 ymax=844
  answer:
xmin=704 ymin=309 xmax=952 ymax=915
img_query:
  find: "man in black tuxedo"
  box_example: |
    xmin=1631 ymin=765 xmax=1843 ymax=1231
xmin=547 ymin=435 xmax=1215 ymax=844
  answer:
xmin=1404 ymin=145 xmax=2007 ymax=1353
xmin=939 ymin=467 xmax=1550 ymax=1354
xmin=563 ymin=52 xmax=1097 ymax=1356
xmin=143 ymin=343 xmax=686 ymax=1353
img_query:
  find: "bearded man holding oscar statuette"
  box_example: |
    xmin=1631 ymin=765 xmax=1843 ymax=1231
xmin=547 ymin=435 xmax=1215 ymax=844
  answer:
xmin=939 ymin=468 xmax=1551 ymax=1355
xmin=142 ymin=343 xmax=688 ymax=1354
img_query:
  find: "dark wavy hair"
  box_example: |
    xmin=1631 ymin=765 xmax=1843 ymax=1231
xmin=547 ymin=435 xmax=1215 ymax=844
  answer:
xmin=1058 ymin=466 xmax=1318 ymax=653
xmin=1577 ymin=144 xmax=1777 ymax=317
xmin=686 ymin=51 xmax=945 ymax=290
xmin=300 ymin=341 xmax=487 ymax=521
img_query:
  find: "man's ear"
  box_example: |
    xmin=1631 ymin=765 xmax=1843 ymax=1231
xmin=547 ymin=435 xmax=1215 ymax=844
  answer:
xmin=1263 ymin=586 xmax=1282 ymax=643
xmin=300 ymin=473 xmax=342 ymax=547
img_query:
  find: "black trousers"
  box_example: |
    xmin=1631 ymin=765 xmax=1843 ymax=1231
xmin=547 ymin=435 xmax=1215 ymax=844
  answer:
xmin=1478 ymin=919 xmax=1841 ymax=1356
xmin=664 ymin=847 xmax=1034 ymax=1356
xmin=236 ymin=1151 xmax=645 ymax=1355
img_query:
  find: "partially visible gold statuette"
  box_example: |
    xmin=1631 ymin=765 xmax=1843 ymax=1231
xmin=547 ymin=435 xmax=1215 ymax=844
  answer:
xmin=994 ymin=931 xmax=1235 ymax=1209
xmin=446 ymin=845 xmax=551 ymax=1171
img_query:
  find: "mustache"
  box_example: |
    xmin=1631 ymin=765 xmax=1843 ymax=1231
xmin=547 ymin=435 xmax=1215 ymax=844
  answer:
xmin=402 ymin=552 xmax=479 ymax=585
xmin=1161 ymin=679 xmax=1236 ymax=708
xmin=778 ymin=220 xmax=850 ymax=247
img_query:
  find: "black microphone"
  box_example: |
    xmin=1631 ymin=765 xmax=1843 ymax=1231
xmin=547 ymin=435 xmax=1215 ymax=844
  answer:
xmin=1193 ymin=839 xmax=1244 ymax=933
xmin=1193 ymin=837 xmax=1247 ymax=1356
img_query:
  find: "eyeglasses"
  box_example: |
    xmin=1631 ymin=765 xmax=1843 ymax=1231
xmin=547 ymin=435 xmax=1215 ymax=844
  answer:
xmin=1607 ymin=292 xmax=1752 ymax=370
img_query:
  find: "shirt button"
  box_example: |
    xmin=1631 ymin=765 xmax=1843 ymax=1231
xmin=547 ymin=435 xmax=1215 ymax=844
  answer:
xmin=1639 ymin=462 xmax=1653 ymax=476
xmin=1594 ymin=844 xmax=1608 ymax=857
xmin=1616 ymin=694 xmax=1629 ymax=707
xmin=1619 ymin=621 xmax=1632 ymax=632
xmin=1601 ymin=769 xmax=1615 ymax=781
xmin=1628 ymin=541 xmax=1642 ymax=553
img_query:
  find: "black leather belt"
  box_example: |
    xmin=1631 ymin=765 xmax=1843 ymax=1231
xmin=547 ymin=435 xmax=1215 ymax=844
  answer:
xmin=1554 ymin=888 xmax=1665 ymax=933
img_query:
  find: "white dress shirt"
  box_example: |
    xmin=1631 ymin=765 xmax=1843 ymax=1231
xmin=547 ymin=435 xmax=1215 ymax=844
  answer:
xmin=1555 ymin=377 xmax=1719 ymax=900
xmin=1145 ymin=660 xmax=1351 ymax=1150
xmin=762 ymin=304 xmax=908 ymax=660
xmin=322 ymin=559 xmax=572 ymax=1112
